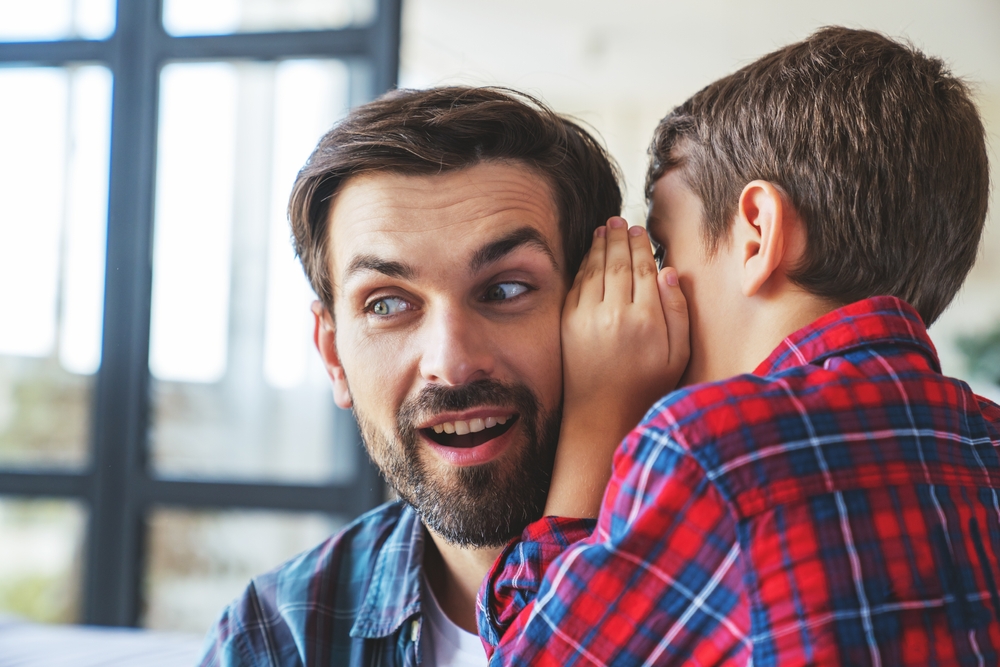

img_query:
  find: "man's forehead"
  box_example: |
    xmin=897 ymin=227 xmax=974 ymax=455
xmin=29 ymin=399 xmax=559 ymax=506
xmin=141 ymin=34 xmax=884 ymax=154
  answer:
xmin=328 ymin=163 xmax=563 ymax=276
xmin=334 ymin=164 xmax=555 ymax=221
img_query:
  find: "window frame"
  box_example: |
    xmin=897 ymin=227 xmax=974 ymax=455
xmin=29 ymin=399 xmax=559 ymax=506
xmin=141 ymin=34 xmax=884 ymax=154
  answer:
xmin=0 ymin=0 xmax=399 ymax=627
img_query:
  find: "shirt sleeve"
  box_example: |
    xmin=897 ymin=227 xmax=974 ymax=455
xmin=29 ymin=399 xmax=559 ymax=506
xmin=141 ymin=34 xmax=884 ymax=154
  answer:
xmin=197 ymin=582 xmax=275 ymax=667
xmin=477 ymin=421 xmax=752 ymax=666
xmin=197 ymin=598 xmax=256 ymax=667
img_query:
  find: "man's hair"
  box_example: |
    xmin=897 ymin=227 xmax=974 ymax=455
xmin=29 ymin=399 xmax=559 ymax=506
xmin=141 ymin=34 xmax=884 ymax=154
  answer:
xmin=647 ymin=26 xmax=990 ymax=325
xmin=290 ymin=86 xmax=622 ymax=308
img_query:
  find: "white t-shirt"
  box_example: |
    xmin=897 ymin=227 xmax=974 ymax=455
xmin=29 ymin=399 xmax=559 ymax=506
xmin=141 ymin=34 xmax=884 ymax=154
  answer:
xmin=420 ymin=574 xmax=489 ymax=667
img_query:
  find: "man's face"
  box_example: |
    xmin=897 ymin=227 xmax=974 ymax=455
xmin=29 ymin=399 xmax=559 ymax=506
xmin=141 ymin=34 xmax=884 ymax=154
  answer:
xmin=647 ymin=169 xmax=740 ymax=385
xmin=320 ymin=162 xmax=566 ymax=548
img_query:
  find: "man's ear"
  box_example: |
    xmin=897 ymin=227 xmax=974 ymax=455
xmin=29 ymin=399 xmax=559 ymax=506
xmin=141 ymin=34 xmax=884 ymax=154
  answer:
xmin=737 ymin=180 xmax=787 ymax=298
xmin=311 ymin=300 xmax=353 ymax=409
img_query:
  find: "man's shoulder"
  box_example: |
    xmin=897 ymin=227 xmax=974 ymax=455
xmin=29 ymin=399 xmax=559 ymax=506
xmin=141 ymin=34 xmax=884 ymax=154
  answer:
xmin=197 ymin=500 xmax=420 ymax=666
xmin=332 ymin=498 xmax=418 ymax=561
xmin=254 ymin=499 xmax=416 ymax=600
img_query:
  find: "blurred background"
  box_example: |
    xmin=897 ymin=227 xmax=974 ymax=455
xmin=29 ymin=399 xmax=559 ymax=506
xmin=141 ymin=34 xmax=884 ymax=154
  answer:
xmin=0 ymin=0 xmax=997 ymax=647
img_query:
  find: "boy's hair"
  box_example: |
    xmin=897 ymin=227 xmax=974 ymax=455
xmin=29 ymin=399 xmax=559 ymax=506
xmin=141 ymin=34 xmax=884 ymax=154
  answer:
xmin=289 ymin=86 xmax=622 ymax=309
xmin=647 ymin=26 xmax=989 ymax=325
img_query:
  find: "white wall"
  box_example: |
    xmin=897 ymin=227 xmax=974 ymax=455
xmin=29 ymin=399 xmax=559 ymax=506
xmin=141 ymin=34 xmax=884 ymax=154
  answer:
xmin=399 ymin=0 xmax=1000 ymax=396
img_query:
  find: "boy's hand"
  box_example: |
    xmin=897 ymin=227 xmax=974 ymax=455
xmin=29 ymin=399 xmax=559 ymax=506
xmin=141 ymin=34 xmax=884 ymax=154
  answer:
xmin=544 ymin=216 xmax=689 ymax=518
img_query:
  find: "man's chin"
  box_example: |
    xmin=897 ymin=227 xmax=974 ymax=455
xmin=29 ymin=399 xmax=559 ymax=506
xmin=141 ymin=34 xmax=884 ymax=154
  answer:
xmin=357 ymin=378 xmax=561 ymax=548
xmin=402 ymin=458 xmax=546 ymax=548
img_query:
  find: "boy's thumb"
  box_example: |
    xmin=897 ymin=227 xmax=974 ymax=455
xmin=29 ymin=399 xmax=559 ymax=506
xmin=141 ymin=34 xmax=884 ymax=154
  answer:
xmin=657 ymin=268 xmax=690 ymax=372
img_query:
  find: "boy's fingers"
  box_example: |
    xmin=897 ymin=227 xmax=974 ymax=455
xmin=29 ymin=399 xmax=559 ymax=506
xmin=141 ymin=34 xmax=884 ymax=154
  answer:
xmin=657 ymin=267 xmax=691 ymax=376
xmin=578 ymin=225 xmax=607 ymax=306
xmin=565 ymin=251 xmax=588 ymax=310
xmin=628 ymin=226 xmax=660 ymax=305
xmin=603 ymin=217 xmax=633 ymax=303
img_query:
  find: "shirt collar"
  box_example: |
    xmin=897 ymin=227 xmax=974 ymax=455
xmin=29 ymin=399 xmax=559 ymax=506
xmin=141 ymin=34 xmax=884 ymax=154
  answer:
xmin=754 ymin=296 xmax=940 ymax=376
xmin=351 ymin=503 xmax=426 ymax=639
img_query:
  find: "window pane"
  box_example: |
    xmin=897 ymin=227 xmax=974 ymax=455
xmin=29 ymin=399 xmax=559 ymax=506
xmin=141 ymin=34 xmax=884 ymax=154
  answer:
xmin=162 ymin=0 xmax=376 ymax=36
xmin=0 ymin=498 xmax=87 ymax=624
xmin=150 ymin=63 xmax=238 ymax=385
xmin=0 ymin=0 xmax=115 ymax=41
xmin=0 ymin=66 xmax=111 ymax=469
xmin=149 ymin=59 xmax=361 ymax=483
xmin=142 ymin=508 xmax=343 ymax=633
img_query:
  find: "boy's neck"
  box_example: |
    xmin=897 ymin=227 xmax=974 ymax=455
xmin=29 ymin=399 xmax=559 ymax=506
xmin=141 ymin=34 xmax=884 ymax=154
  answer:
xmin=684 ymin=290 xmax=837 ymax=386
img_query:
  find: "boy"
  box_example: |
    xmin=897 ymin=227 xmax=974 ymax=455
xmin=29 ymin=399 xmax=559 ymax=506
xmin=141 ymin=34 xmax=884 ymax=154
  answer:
xmin=478 ymin=27 xmax=998 ymax=665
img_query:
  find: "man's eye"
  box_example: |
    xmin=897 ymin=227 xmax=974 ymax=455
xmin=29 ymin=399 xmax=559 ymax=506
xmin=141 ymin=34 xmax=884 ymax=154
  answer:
xmin=368 ymin=297 xmax=410 ymax=316
xmin=484 ymin=282 xmax=530 ymax=301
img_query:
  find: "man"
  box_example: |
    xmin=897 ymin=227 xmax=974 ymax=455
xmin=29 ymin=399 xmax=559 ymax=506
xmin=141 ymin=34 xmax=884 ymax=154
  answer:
xmin=198 ymin=87 xmax=622 ymax=666
xmin=479 ymin=27 xmax=1000 ymax=665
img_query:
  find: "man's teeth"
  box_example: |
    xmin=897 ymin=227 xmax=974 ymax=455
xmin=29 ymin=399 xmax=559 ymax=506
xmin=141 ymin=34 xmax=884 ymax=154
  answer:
xmin=430 ymin=415 xmax=509 ymax=435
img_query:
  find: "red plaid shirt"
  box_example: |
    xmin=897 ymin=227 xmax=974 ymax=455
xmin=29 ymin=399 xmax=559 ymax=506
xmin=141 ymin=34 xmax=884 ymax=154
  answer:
xmin=478 ymin=297 xmax=1000 ymax=666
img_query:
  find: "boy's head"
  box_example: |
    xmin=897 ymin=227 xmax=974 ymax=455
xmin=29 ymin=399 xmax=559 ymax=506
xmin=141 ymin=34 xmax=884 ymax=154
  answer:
xmin=646 ymin=26 xmax=990 ymax=382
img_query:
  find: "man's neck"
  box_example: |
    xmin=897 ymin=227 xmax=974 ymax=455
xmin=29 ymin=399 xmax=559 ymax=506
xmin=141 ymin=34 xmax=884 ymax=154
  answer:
xmin=422 ymin=528 xmax=502 ymax=634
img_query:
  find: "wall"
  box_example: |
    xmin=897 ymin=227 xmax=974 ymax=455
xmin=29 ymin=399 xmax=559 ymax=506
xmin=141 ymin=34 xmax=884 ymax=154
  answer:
xmin=398 ymin=0 xmax=1000 ymax=398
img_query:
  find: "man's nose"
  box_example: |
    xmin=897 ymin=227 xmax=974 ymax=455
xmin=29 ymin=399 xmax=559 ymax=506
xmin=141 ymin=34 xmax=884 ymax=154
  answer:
xmin=418 ymin=307 xmax=495 ymax=386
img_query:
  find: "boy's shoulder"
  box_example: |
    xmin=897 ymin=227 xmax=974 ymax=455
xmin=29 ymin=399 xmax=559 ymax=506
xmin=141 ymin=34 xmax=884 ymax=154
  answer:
xmin=973 ymin=389 xmax=1000 ymax=440
xmin=977 ymin=391 xmax=1000 ymax=420
xmin=632 ymin=349 xmax=1000 ymax=516
xmin=635 ymin=296 xmax=943 ymax=453
xmin=643 ymin=318 xmax=978 ymax=452
xmin=642 ymin=364 xmax=827 ymax=453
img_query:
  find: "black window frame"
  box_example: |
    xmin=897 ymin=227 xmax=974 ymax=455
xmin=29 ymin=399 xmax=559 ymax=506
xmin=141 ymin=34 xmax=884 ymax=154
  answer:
xmin=0 ymin=0 xmax=399 ymax=627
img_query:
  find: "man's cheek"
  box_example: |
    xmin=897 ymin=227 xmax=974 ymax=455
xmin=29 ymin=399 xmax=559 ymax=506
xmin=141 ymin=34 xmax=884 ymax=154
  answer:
xmin=516 ymin=326 xmax=563 ymax=408
xmin=344 ymin=331 xmax=413 ymax=387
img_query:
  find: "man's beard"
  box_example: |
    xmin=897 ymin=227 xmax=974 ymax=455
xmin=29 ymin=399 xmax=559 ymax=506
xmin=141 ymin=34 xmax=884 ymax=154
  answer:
xmin=354 ymin=379 xmax=560 ymax=548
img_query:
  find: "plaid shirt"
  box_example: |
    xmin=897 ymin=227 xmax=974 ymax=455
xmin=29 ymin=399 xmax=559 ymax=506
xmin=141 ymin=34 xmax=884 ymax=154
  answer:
xmin=478 ymin=296 xmax=1000 ymax=666
xmin=198 ymin=501 xmax=430 ymax=667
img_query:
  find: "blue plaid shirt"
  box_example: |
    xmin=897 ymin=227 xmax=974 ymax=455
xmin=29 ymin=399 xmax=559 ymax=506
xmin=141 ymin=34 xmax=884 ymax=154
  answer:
xmin=198 ymin=501 xmax=430 ymax=667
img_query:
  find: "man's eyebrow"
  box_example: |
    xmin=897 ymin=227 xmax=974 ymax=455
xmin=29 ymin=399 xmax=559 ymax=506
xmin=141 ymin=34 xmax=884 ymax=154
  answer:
xmin=343 ymin=254 xmax=416 ymax=282
xmin=469 ymin=227 xmax=559 ymax=274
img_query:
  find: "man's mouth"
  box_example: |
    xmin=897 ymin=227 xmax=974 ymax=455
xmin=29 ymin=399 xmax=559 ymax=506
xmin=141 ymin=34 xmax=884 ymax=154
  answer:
xmin=421 ymin=414 xmax=518 ymax=448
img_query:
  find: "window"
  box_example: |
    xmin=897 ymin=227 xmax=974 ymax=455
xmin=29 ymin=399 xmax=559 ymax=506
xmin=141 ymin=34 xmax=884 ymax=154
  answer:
xmin=0 ymin=0 xmax=399 ymax=630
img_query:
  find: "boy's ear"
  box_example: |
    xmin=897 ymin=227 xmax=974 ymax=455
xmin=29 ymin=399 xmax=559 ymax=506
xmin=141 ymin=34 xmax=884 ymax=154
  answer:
xmin=311 ymin=300 xmax=353 ymax=409
xmin=737 ymin=180 xmax=787 ymax=298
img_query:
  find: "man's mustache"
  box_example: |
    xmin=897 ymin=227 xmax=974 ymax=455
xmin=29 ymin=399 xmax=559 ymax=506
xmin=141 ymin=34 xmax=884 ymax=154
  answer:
xmin=397 ymin=379 xmax=535 ymax=428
